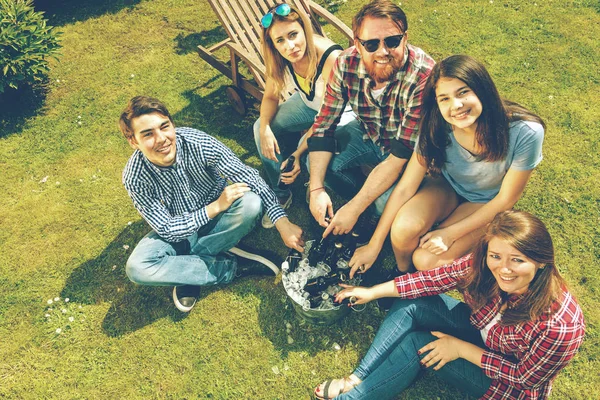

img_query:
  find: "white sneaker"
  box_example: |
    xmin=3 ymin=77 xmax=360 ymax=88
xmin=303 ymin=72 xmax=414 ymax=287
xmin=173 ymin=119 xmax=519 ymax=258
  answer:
xmin=172 ymin=285 xmax=200 ymax=312
xmin=229 ymin=246 xmax=279 ymax=275
xmin=261 ymin=192 xmax=293 ymax=229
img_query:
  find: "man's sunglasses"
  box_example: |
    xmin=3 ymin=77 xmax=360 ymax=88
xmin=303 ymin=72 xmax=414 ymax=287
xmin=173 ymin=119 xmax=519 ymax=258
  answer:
xmin=357 ymin=34 xmax=404 ymax=53
xmin=261 ymin=3 xmax=291 ymax=29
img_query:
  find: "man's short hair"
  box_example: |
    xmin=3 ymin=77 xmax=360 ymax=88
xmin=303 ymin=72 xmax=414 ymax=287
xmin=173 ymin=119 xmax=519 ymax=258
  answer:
xmin=119 ymin=96 xmax=173 ymax=140
xmin=352 ymin=0 xmax=408 ymax=38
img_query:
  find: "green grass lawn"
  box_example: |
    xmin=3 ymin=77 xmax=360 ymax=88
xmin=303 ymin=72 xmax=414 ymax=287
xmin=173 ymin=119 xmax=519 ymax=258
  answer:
xmin=1 ymin=0 xmax=598 ymax=398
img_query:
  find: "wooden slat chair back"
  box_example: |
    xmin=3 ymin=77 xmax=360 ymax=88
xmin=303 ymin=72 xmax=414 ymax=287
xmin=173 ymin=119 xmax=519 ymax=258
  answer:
xmin=198 ymin=0 xmax=353 ymax=114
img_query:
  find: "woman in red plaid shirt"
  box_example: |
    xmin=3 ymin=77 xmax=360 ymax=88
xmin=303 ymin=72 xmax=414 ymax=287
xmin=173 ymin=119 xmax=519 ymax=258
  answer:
xmin=315 ymin=210 xmax=585 ymax=399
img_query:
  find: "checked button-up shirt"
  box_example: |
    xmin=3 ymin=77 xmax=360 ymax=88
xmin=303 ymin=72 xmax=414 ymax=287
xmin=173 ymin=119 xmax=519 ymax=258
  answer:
xmin=394 ymin=254 xmax=585 ymax=400
xmin=308 ymin=44 xmax=435 ymax=159
xmin=123 ymin=127 xmax=285 ymax=243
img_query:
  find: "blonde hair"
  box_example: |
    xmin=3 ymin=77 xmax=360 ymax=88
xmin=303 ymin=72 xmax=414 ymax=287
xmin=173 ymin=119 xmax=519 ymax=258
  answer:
xmin=261 ymin=4 xmax=318 ymax=95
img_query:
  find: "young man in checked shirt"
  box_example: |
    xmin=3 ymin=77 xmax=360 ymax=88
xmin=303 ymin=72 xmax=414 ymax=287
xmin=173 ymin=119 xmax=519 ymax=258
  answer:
xmin=307 ymin=0 xmax=435 ymax=239
xmin=120 ymin=96 xmax=304 ymax=312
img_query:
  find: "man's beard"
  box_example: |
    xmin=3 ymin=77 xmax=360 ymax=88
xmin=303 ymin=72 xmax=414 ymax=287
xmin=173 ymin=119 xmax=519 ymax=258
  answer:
xmin=365 ymin=55 xmax=402 ymax=83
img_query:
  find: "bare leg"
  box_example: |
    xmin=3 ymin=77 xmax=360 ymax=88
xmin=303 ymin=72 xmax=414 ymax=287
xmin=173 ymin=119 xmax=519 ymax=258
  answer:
xmin=390 ymin=177 xmax=459 ymax=272
xmin=413 ymin=202 xmax=486 ymax=271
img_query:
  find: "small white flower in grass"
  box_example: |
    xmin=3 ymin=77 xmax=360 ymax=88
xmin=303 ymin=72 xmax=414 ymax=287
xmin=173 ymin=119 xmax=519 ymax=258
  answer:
xmin=61 ymin=309 xmax=67 ymax=314
xmin=434 ymin=9 xmax=437 ymax=13
xmin=548 ymin=95 xmax=554 ymax=100
xmin=332 ymin=342 xmax=341 ymax=351
xmin=271 ymin=366 xmax=280 ymax=374
xmin=45 ymin=314 xmax=50 ymax=318
xmin=127 ymin=221 xmax=132 ymax=225
xmin=64 ymin=298 xmax=69 ymax=302
xmin=39 ymin=176 xmax=49 ymax=184
xmin=419 ymin=19 xmax=423 ymax=23
xmin=123 ymin=245 xmax=130 ymax=250
xmin=78 ymin=305 xmax=82 ymax=309
xmin=283 ymin=364 xmax=290 ymax=371
xmin=68 ymin=316 xmax=75 ymax=322
xmin=47 ymin=299 xmax=53 ymax=305
xmin=490 ymin=0 xmax=493 ymax=3
xmin=55 ymin=328 xmax=62 ymax=334
xmin=54 ymin=297 xmax=60 ymax=302
xmin=112 ymin=265 xmax=117 ymax=271
xmin=77 ymin=121 xmax=82 ymax=126
xmin=56 ymin=79 xmax=60 ymax=83
xmin=56 ymin=182 xmax=60 ymax=185
xmin=130 ymin=74 xmax=135 ymax=78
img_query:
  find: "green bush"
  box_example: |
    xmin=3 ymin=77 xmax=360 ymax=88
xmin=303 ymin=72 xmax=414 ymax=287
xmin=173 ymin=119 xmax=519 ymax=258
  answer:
xmin=0 ymin=0 xmax=61 ymax=93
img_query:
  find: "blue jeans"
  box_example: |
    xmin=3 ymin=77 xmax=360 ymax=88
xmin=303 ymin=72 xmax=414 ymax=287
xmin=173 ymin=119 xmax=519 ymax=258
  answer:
xmin=307 ymin=118 xmax=396 ymax=217
xmin=126 ymin=192 xmax=262 ymax=287
xmin=254 ymin=93 xmax=356 ymax=199
xmin=337 ymin=295 xmax=492 ymax=400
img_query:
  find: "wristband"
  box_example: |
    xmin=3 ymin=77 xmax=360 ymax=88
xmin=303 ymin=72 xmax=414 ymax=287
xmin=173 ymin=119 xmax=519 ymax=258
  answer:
xmin=310 ymin=186 xmax=325 ymax=193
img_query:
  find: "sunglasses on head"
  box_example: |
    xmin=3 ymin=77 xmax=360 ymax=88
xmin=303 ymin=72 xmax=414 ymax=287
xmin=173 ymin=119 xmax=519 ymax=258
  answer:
xmin=261 ymin=3 xmax=291 ymax=29
xmin=357 ymin=34 xmax=404 ymax=53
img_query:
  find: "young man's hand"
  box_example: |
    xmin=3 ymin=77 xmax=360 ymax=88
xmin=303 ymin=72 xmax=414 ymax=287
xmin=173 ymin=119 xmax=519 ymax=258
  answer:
xmin=310 ymin=189 xmax=334 ymax=227
xmin=275 ymin=217 xmax=304 ymax=252
xmin=206 ymin=183 xmax=250 ymax=218
xmin=323 ymin=202 xmax=360 ymax=237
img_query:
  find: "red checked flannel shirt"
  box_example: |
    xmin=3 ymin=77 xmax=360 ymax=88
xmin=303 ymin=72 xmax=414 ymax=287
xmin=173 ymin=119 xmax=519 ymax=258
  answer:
xmin=395 ymin=254 xmax=585 ymax=400
xmin=307 ymin=44 xmax=435 ymax=159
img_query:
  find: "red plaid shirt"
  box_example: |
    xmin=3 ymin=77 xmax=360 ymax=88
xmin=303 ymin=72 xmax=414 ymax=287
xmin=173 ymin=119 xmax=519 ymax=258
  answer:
xmin=307 ymin=44 xmax=435 ymax=159
xmin=394 ymin=254 xmax=585 ymax=400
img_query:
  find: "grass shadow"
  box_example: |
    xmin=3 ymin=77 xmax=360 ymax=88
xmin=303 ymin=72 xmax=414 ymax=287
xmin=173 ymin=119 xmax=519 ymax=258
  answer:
xmin=0 ymin=84 xmax=48 ymax=139
xmin=60 ymin=219 xmax=197 ymax=337
xmin=174 ymin=26 xmax=227 ymax=55
xmin=35 ymin=0 xmax=142 ymax=27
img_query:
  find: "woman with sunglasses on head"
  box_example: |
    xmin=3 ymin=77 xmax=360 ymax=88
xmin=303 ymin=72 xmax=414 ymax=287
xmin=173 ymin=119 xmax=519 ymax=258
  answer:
xmin=255 ymin=3 xmax=354 ymax=229
xmin=315 ymin=210 xmax=585 ymax=399
xmin=348 ymin=55 xmax=546 ymax=277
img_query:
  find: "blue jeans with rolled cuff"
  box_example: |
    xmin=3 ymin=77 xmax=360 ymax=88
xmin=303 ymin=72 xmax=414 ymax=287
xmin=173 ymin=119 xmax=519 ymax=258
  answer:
xmin=336 ymin=294 xmax=492 ymax=400
xmin=126 ymin=192 xmax=262 ymax=287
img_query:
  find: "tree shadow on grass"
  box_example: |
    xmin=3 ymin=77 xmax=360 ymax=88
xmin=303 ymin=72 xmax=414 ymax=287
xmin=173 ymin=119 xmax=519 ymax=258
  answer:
xmin=35 ymin=0 xmax=142 ymax=27
xmin=59 ymin=219 xmax=202 ymax=337
xmin=0 ymin=84 xmax=48 ymax=139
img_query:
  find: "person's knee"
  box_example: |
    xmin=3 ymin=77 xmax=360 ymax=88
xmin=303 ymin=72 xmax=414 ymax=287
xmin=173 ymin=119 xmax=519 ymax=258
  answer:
xmin=125 ymin=256 xmax=149 ymax=285
xmin=390 ymin=213 xmax=428 ymax=249
xmin=240 ymin=192 xmax=262 ymax=220
xmin=253 ymin=118 xmax=261 ymax=145
xmin=412 ymin=248 xmax=440 ymax=271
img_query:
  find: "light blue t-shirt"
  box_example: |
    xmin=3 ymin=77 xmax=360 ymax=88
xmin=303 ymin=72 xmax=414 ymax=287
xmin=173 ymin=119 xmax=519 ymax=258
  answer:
xmin=440 ymin=120 xmax=544 ymax=203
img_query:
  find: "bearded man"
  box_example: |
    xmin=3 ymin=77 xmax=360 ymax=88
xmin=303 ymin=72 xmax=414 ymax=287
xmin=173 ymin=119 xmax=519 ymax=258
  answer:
xmin=307 ymin=0 xmax=434 ymax=241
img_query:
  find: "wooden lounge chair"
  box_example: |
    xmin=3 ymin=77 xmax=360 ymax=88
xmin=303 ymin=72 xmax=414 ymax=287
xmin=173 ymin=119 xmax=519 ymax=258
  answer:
xmin=197 ymin=0 xmax=353 ymax=114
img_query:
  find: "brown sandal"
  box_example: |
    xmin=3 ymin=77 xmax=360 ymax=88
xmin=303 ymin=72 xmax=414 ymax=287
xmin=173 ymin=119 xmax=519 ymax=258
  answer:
xmin=314 ymin=375 xmax=361 ymax=399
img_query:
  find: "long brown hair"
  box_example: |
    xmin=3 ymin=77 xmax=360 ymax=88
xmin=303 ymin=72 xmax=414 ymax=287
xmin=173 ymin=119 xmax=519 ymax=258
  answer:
xmin=261 ymin=3 xmax=317 ymax=94
xmin=418 ymin=55 xmax=545 ymax=176
xmin=461 ymin=210 xmax=567 ymax=325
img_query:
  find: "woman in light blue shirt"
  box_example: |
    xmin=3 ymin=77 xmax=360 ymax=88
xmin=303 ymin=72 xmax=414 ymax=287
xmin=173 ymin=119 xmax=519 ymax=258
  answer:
xmin=349 ymin=55 xmax=545 ymax=275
